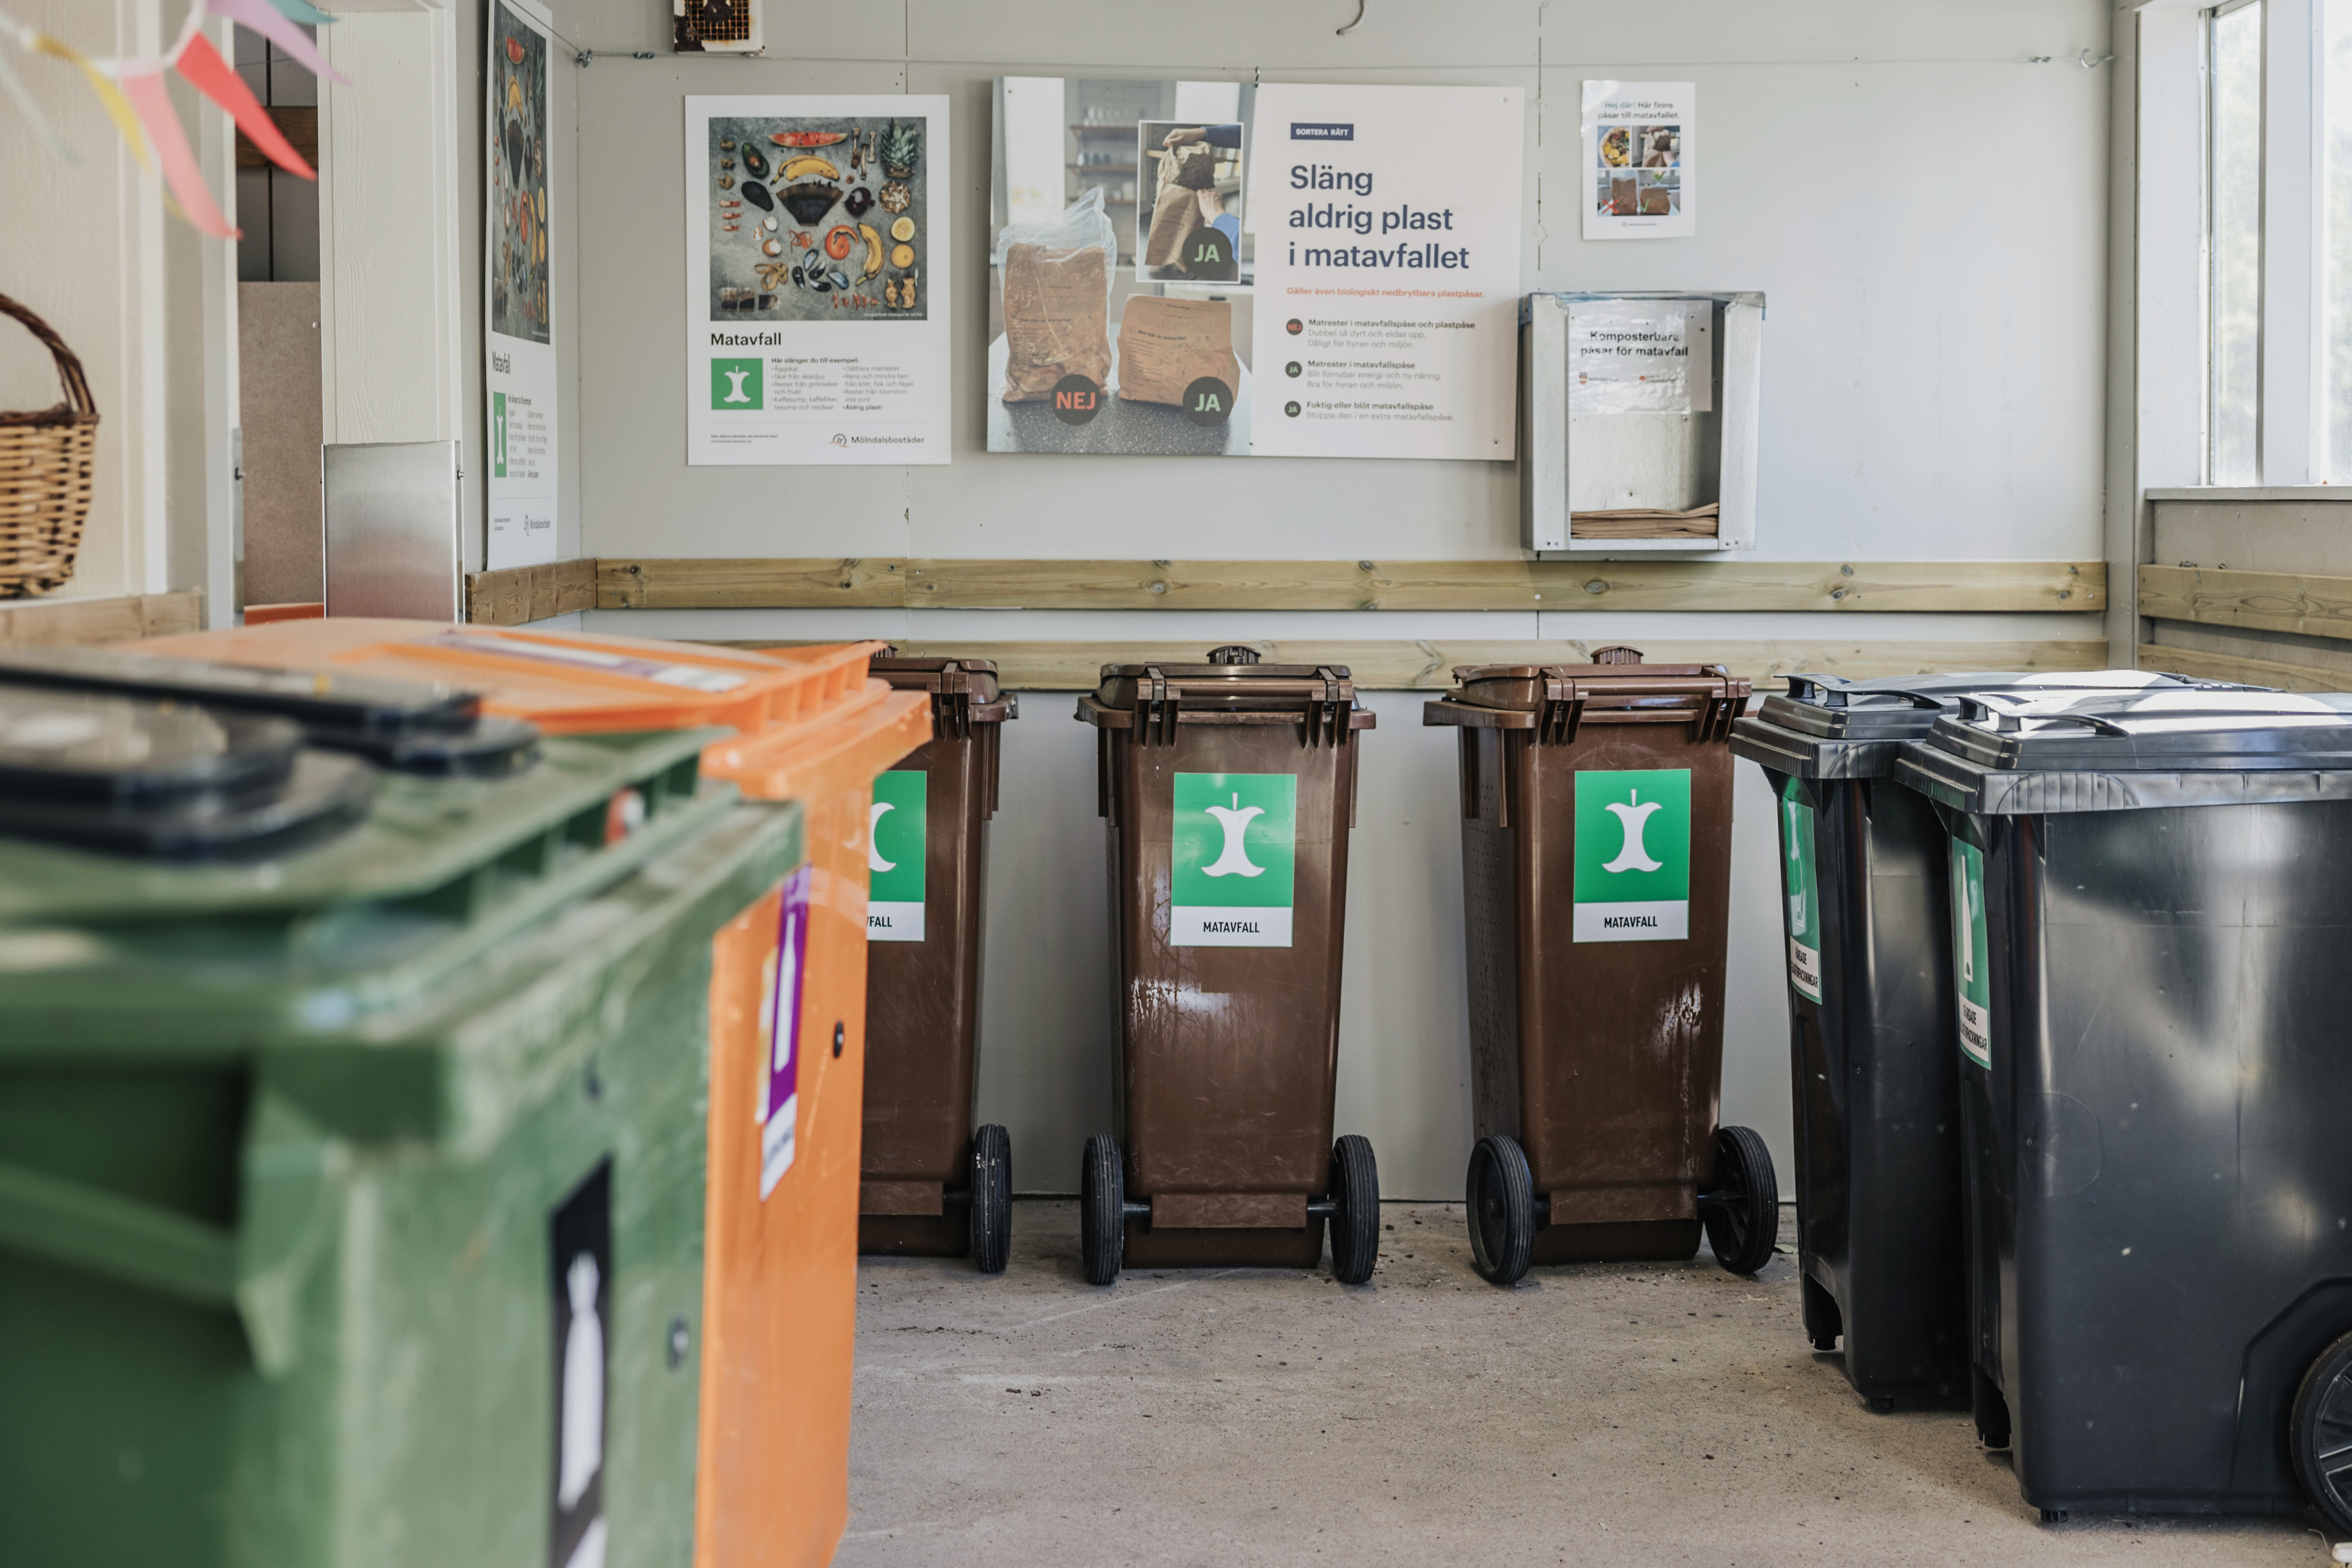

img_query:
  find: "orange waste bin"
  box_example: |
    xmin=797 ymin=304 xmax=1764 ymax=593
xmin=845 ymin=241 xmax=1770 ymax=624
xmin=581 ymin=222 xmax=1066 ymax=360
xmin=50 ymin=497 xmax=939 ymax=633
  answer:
xmin=129 ymin=618 xmax=928 ymax=1568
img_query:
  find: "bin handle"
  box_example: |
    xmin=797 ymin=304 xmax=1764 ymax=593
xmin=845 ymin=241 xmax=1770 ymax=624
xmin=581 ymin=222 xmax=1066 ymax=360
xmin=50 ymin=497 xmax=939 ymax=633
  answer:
xmin=0 ymin=1089 xmax=339 ymax=1380
xmin=1782 ymin=673 xmax=1853 ymax=707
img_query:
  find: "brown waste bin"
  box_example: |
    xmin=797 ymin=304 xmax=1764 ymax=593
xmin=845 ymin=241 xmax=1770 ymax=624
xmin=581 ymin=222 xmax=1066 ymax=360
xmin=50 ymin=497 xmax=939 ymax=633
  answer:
xmin=1074 ymin=646 xmax=1381 ymax=1285
xmin=858 ymin=655 xmax=1018 ymax=1270
xmin=1424 ymin=646 xmax=1779 ymax=1286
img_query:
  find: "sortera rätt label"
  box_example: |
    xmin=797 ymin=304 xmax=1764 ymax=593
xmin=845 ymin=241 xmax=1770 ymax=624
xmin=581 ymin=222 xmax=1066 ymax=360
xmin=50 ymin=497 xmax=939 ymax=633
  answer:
xmin=1572 ymin=768 xmax=1692 ymax=942
xmin=1780 ymin=776 xmax=1822 ymax=1001
xmin=1949 ymin=838 xmax=1991 ymax=1069
xmin=758 ymin=866 xmax=812 ymax=1197
xmin=1170 ymin=772 xmax=1297 ymax=946
xmin=866 ymin=769 xmax=927 ymax=942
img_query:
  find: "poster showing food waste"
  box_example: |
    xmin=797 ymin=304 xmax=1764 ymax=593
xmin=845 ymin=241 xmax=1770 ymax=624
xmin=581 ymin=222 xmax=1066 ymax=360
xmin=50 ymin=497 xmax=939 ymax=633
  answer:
xmin=1246 ymin=83 xmax=1525 ymax=461
xmin=686 ymin=96 xmax=950 ymax=465
xmin=1582 ymin=81 xmax=1694 ymax=240
xmin=485 ymin=0 xmax=559 ymax=567
xmin=987 ymin=77 xmax=1258 ymax=456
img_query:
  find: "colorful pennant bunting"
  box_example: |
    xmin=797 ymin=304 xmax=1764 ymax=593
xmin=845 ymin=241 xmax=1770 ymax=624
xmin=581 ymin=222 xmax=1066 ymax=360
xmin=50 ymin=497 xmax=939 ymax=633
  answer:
xmin=175 ymin=32 xmax=312 ymax=179
xmin=207 ymin=0 xmax=349 ymax=86
xmin=120 ymin=68 xmax=238 ymax=238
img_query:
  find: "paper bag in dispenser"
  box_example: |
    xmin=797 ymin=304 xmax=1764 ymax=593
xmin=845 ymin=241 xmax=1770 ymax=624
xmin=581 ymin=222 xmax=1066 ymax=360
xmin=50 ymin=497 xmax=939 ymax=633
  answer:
xmin=996 ymin=190 xmax=1118 ymax=402
xmin=1115 ymin=296 xmax=1239 ymax=409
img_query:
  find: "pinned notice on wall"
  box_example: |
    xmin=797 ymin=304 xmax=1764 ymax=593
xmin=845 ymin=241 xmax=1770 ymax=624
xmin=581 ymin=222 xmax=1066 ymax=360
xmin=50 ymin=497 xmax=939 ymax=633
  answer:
xmin=1583 ymin=81 xmax=1694 ymax=241
xmin=1569 ymin=299 xmax=1712 ymax=413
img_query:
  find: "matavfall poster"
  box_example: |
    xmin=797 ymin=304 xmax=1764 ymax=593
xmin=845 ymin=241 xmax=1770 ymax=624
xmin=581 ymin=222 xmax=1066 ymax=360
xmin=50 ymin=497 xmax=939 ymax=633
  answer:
xmin=486 ymin=0 xmax=558 ymax=568
xmin=685 ymin=95 xmax=951 ymax=465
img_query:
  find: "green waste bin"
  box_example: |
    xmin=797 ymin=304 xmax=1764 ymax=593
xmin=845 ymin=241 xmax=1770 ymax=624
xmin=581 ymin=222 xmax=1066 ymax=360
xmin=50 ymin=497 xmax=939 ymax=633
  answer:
xmin=0 ymin=687 xmax=803 ymax=1568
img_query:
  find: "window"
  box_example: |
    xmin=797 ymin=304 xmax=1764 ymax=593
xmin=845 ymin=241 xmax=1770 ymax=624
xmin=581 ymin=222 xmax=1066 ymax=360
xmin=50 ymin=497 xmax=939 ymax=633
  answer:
xmin=2207 ymin=0 xmax=2263 ymax=484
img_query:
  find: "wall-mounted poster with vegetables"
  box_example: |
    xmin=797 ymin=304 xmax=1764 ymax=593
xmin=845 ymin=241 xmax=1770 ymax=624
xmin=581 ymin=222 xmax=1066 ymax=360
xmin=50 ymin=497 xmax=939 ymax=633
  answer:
xmin=685 ymin=95 xmax=950 ymax=465
xmin=486 ymin=0 xmax=559 ymax=569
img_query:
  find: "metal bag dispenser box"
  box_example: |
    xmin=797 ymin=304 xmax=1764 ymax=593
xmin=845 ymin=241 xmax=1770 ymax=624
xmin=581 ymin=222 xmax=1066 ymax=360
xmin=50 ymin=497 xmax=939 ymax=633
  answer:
xmin=1519 ymin=291 xmax=1764 ymax=556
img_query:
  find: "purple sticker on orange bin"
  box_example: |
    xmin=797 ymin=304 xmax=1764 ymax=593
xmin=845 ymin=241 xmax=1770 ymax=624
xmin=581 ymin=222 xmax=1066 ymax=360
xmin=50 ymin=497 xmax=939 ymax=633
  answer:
xmin=758 ymin=865 xmax=812 ymax=1198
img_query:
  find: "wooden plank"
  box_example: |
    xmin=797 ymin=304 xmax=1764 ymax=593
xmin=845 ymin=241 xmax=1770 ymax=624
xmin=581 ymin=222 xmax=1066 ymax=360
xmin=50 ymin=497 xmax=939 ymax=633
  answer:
xmin=898 ymin=558 xmax=2104 ymax=612
xmin=2137 ymin=643 xmax=2352 ymax=692
xmin=465 ymin=558 xmax=599 ymax=626
xmin=597 ymin=557 xmax=905 ymax=611
xmin=235 ymin=106 xmax=318 ymax=170
xmin=711 ymin=637 xmax=2109 ymax=692
xmin=2138 ymin=563 xmax=2352 ymax=641
xmin=598 ymin=557 xmax=2105 ymax=614
xmin=0 ymin=590 xmax=203 ymax=648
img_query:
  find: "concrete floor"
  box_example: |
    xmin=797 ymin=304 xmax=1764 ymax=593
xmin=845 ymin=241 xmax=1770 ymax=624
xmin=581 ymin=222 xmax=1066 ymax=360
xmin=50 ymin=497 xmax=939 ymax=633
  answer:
xmin=841 ymin=1200 xmax=2334 ymax=1567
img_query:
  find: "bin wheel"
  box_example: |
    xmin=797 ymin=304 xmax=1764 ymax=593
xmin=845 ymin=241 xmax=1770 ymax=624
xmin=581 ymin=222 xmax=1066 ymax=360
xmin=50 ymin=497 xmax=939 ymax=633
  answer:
xmin=1465 ymin=1134 xmax=1536 ymax=1286
xmin=1327 ymin=1134 xmax=1381 ymax=1285
xmin=1972 ymin=1365 xmax=2012 ymax=1450
xmin=1702 ymin=1125 xmax=1780 ymax=1277
xmin=1080 ymin=1134 xmax=1124 ymax=1286
xmin=2039 ymin=1510 xmax=2069 ymax=1525
xmin=1801 ymin=1273 xmax=1843 ymax=1353
xmin=970 ymin=1124 xmax=1011 ymax=1275
xmin=2289 ymin=1327 xmax=2352 ymax=1535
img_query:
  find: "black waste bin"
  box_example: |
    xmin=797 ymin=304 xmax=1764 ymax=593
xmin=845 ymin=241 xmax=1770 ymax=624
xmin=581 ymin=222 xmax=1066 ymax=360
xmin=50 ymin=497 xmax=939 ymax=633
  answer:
xmin=1892 ymin=686 xmax=2352 ymax=1527
xmin=1730 ymin=669 xmax=2243 ymax=1409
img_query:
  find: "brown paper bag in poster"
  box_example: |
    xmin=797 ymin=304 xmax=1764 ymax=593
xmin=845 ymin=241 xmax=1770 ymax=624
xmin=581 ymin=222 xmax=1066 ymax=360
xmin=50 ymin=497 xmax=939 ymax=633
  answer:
xmin=1609 ymin=176 xmax=1636 ymax=214
xmin=1115 ymin=295 xmax=1238 ymax=408
xmin=1145 ymin=160 xmax=1205 ymax=267
xmin=1000 ymin=242 xmax=1113 ymax=402
xmin=1639 ymin=188 xmax=1672 ymax=216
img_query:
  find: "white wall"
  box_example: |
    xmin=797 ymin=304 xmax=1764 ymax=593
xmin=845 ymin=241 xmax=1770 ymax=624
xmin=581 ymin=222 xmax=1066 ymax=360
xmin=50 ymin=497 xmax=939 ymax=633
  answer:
xmin=0 ymin=0 xmax=173 ymax=603
xmin=549 ymin=0 xmax=2115 ymax=1196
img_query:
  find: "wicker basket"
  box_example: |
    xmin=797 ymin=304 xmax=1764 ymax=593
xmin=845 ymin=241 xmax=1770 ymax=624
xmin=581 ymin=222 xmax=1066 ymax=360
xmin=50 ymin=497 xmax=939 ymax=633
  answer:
xmin=0 ymin=293 xmax=98 ymax=599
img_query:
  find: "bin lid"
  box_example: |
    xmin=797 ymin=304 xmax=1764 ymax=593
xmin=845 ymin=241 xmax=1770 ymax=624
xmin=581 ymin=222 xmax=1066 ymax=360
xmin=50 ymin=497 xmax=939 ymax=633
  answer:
xmin=1437 ymin=646 xmax=1748 ymax=709
xmin=0 ymin=645 xmax=539 ymax=777
xmin=0 ymin=682 xmax=371 ymax=856
xmin=132 ymin=619 xmax=880 ymax=738
xmin=1423 ymin=646 xmax=1745 ymax=743
xmin=871 ymin=651 xmax=1015 ymax=720
xmin=1079 ymin=646 xmax=1375 ymax=731
xmin=1730 ymin=668 xmax=2253 ymax=779
xmin=1893 ymin=688 xmax=2352 ymax=814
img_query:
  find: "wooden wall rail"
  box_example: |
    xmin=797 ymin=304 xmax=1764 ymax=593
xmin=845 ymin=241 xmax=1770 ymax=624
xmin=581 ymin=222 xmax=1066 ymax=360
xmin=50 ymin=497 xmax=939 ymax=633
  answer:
xmin=716 ymin=637 xmax=2109 ymax=692
xmin=2137 ymin=643 xmax=2351 ymax=692
xmin=0 ymin=590 xmax=202 ymax=648
xmin=465 ymin=558 xmax=598 ymax=626
xmin=594 ymin=557 xmax=2104 ymax=615
xmin=2138 ymin=563 xmax=2352 ymax=641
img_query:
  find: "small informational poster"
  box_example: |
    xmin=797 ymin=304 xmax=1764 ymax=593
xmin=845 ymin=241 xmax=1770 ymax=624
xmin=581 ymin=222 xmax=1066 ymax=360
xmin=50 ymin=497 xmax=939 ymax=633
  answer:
xmin=867 ymin=769 xmax=927 ymax=942
xmin=1170 ymin=772 xmax=1296 ymax=947
xmin=686 ymin=95 xmax=950 ymax=465
xmin=1950 ymin=840 xmax=1992 ymax=1068
xmin=486 ymin=0 xmax=559 ymax=568
xmin=1568 ymin=298 xmax=1712 ymax=413
xmin=1583 ymin=81 xmax=1694 ymax=240
xmin=1572 ymin=769 xmax=1691 ymax=943
xmin=757 ymin=867 xmax=812 ymax=1197
xmin=1248 ymin=83 xmax=1524 ymax=460
xmin=1779 ymin=778 xmax=1822 ymax=1002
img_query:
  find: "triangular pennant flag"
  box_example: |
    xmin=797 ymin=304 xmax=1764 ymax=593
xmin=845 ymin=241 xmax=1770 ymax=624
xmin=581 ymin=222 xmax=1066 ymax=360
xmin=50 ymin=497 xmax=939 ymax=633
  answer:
xmin=29 ymin=33 xmax=153 ymax=177
xmin=0 ymin=40 xmax=75 ymax=162
xmin=262 ymin=0 xmax=340 ymax=24
xmin=208 ymin=0 xmax=352 ymax=86
xmin=175 ymin=33 xmax=313 ymax=179
xmin=119 ymin=70 xmax=239 ymax=239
